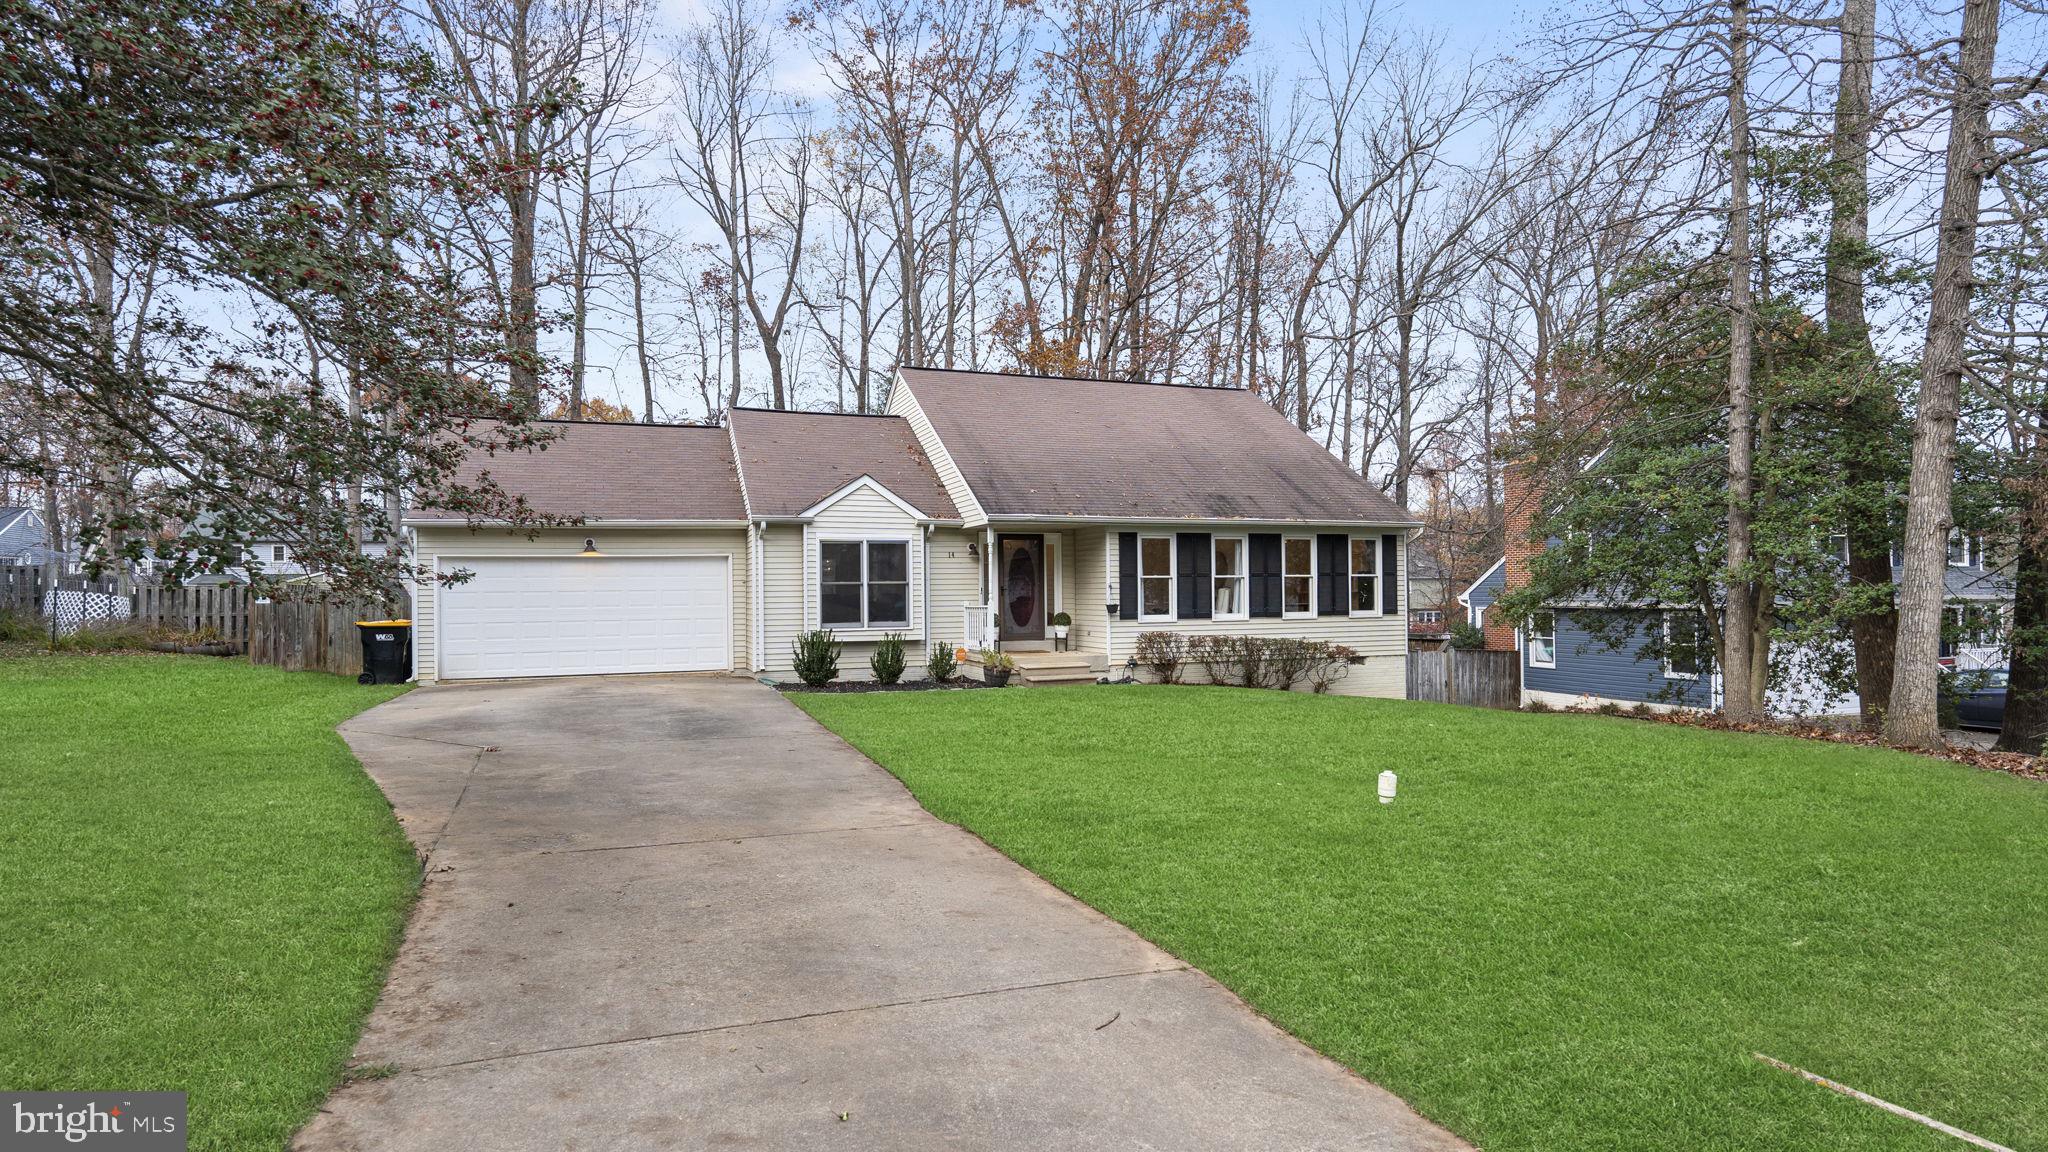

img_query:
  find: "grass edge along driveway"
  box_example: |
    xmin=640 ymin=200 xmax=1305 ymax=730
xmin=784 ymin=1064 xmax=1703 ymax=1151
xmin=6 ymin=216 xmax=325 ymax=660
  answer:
xmin=793 ymin=684 xmax=2048 ymax=1152
xmin=0 ymin=654 xmax=415 ymax=1152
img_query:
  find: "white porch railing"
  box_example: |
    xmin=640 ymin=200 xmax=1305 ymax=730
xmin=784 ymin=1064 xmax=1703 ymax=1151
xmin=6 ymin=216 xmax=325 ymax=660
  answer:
xmin=963 ymin=602 xmax=994 ymax=650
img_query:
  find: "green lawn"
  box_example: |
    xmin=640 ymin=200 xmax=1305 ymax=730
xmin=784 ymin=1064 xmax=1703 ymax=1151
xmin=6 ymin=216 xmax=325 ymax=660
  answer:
xmin=794 ymin=685 xmax=2048 ymax=1152
xmin=0 ymin=655 xmax=415 ymax=1151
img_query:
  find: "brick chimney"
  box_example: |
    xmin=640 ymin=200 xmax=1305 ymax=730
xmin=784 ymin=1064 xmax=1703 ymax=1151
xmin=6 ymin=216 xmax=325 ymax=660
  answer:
xmin=1483 ymin=457 xmax=1543 ymax=651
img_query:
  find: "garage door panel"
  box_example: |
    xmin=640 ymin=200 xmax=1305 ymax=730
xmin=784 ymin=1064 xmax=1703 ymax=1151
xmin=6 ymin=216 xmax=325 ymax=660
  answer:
xmin=440 ymin=556 xmax=730 ymax=680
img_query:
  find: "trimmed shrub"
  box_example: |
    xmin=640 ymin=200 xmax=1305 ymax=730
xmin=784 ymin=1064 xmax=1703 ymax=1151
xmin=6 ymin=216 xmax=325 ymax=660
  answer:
xmin=925 ymin=641 xmax=957 ymax=682
xmin=1134 ymin=631 xmax=1187 ymax=684
xmin=1189 ymin=634 xmax=1232 ymax=685
xmin=790 ymin=629 xmax=841 ymax=687
xmin=1448 ymin=621 xmax=1485 ymax=650
xmin=1266 ymin=637 xmax=1316 ymax=690
xmin=869 ymin=633 xmax=907 ymax=685
xmin=1227 ymin=635 xmax=1269 ymax=688
xmin=1305 ymin=643 xmax=1355 ymax=694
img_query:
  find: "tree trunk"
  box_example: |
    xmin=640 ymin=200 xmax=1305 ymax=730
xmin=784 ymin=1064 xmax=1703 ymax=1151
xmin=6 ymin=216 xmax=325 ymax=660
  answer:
xmin=1998 ymin=510 xmax=2048 ymax=754
xmin=1825 ymin=0 xmax=1897 ymax=730
xmin=1886 ymin=0 xmax=2001 ymax=747
xmin=1720 ymin=0 xmax=1761 ymax=722
xmin=507 ymin=177 xmax=540 ymax=408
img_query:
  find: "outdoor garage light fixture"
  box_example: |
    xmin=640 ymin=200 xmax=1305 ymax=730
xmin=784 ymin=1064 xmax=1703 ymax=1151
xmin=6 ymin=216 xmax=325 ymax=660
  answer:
xmin=581 ymin=537 xmax=601 ymax=556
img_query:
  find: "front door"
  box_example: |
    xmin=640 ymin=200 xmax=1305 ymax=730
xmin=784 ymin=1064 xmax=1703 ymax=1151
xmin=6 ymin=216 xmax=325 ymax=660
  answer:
xmin=997 ymin=534 xmax=1045 ymax=641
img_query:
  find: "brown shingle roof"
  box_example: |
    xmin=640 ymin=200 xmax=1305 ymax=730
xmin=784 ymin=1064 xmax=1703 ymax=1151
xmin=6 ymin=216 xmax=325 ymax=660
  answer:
xmin=895 ymin=367 xmax=1418 ymax=523
xmin=726 ymin=408 xmax=959 ymax=519
xmin=412 ymin=421 xmax=747 ymax=522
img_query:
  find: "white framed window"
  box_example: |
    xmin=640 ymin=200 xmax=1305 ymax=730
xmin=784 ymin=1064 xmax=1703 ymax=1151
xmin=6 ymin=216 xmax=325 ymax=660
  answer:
xmin=1282 ymin=536 xmax=1315 ymax=617
xmin=1662 ymin=612 xmax=1703 ymax=680
xmin=1415 ymin=609 xmax=1444 ymax=625
xmin=271 ymin=545 xmax=287 ymax=563
xmin=1349 ymin=535 xmax=1380 ymax=615
xmin=1138 ymin=534 xmax=1176 ymax=621
xmin=1948 ymin=530 xmax=1981 ymax=568
xmin=1527 ymin=610 xmax=1556 ymax=668
xmin=819 ymin=539 xmax=910 ymax=629
xmin=1212 ymin=536 xmax=1248 ymax=620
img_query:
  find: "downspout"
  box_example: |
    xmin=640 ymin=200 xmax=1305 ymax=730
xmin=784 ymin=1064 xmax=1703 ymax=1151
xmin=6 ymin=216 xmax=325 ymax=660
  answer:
xmin=921 ymin=523 xmax=932 ymax=667
xmin=752 ymin=520 xmax=766 ymax=674
xmin=984 ymin=525 xmax=996 ymax=650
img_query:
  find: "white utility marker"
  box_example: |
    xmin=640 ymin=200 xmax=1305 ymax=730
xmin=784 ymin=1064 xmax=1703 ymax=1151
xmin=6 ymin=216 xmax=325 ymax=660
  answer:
xmin=1377 ymin=770 xmax=1397 ymax=804
xmin=1752 ymin=1053 xmax=2015 ymax=1152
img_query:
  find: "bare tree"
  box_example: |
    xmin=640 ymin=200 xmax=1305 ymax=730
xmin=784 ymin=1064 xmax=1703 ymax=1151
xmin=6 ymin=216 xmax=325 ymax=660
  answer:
xmin=1887 ymin=0 xmax=2013 ymax=746
xmin=415 ymin=0 xmax=605 ymax=406
xmin=669 ymin=0 xmax=811 ymax=408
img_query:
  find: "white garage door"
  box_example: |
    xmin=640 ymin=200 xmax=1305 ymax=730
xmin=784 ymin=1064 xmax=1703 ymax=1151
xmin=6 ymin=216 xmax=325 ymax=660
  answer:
xmin=438 ymin=555 xmax=730 ymax=680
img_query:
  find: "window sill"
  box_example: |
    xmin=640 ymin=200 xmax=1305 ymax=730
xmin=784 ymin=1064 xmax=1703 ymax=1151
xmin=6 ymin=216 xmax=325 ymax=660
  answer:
xmin=1281 ymin=611 xmax=1317 ymax=621
xmin=1211 ymin=612 xmax=1249 ymax=623
xmin=1348 ymin=610 xmax=1383 ymax=619
xmin=819 ymin=624 xmax=915 ymax=638
xmin=1138 ymin=614 xmax=1178 ymax=624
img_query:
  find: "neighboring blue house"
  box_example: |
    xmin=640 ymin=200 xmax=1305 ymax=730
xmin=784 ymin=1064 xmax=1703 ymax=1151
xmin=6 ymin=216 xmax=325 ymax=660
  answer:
xmin=1460 ymin=558 xmax=1718 ymax=710
xmin=0 ymin=505 xmax=70 ymax=570
xmin=1462 ymin=529 xmax=2015 ymax=715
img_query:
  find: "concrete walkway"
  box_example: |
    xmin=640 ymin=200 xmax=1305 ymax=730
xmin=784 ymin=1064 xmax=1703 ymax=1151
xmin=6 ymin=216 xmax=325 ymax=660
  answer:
xmin=297 ymin=676 xmax=1466 ymax=1152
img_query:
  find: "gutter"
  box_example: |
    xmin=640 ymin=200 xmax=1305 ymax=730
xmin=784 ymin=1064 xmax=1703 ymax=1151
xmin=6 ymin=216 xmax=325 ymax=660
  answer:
xmin=402 ymin=518 xmax=751 ymax=529
xmin=980 ymin=513 xmax=1424 ymax=528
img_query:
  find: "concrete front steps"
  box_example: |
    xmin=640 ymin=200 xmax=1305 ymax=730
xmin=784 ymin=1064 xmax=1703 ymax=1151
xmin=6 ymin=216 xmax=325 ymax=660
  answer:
xmin=966 ymin=649 xmax=1102 ymax=686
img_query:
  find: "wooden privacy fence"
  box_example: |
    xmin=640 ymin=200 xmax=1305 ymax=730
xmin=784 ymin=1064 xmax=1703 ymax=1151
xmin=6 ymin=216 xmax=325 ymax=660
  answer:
xmin=248 ymin=600 xmax=387 ymax=677
xmin=133 ymin=582 xmax=249 ymax=646
xmin=1407 ymin=648 xmax=1521 ymax=710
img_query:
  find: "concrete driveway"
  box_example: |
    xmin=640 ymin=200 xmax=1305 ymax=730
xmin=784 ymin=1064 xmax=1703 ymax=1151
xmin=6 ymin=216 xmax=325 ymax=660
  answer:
xmin=296 ymin=676 xmax=1466 ymax=1151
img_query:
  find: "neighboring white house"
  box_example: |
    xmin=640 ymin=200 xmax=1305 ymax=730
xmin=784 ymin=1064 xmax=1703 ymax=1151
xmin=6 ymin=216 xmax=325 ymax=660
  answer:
xmin=404 ymin=367 xmax=1420 ymax=693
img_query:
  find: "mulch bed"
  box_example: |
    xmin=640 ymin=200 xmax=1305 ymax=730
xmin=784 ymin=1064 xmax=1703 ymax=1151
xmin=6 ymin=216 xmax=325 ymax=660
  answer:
xmin=1548 ymin=704 xmax=2046 ymax=783
xmin=775 ymin=677 xmax=990 ymax=694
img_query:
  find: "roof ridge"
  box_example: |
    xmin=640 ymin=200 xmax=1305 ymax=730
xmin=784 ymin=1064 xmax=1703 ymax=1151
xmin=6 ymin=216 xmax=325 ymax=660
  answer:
xmin=899 ymin=364 xmax=1249 ymax=392
xmin=527 ymin=418 xmax=723 ymax=430
xmin=728 ymin=406 xmax=906 ymax=419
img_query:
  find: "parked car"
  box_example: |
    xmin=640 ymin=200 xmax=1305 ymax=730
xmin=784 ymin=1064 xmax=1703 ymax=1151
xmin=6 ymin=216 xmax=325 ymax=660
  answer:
xmin=1944 ymin=667 xmax=2008 ymax=731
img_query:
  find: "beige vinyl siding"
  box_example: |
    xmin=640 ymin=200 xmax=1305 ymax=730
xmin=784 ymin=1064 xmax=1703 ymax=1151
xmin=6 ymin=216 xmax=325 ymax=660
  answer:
xmin=927 ymin=527 xmax=985 ymax=656
xmin=1071 ymin=529 xmax=1110 ymax=658
xmin=758 ymin=524 xmax=805 ymax=672
xmin=885 ymin=382 xmax=985 ymax=525
xmin=409 ymin=525 xmax=749 ymax=684
xmin=763 ymin=485 xmax=942 ymax=679
xmin=1084 ymin=524 xmax=1409 ymax=698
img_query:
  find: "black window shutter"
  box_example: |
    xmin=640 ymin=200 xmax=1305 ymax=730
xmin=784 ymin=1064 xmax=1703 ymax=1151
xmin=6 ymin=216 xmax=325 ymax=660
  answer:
xmin=1118 ymin=532 xmax=1138 ymax=620
xmin=1249 ymin=533 xmax=1282 ymax=618
xmin=1177 ymin=533 xmax=1212 ymax=618
xmin=1316 ymin=534 xmax=1348 ymax=615
xmin=1382 ymin=534 xmax=1399 ymax=614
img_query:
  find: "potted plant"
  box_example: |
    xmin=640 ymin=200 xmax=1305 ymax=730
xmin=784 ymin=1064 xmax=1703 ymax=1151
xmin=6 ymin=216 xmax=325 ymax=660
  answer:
xmin=979 ymin=648 xmax=1016 ymax=687
xmin=1050 ymin=611 xmax=1071 ymax=644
